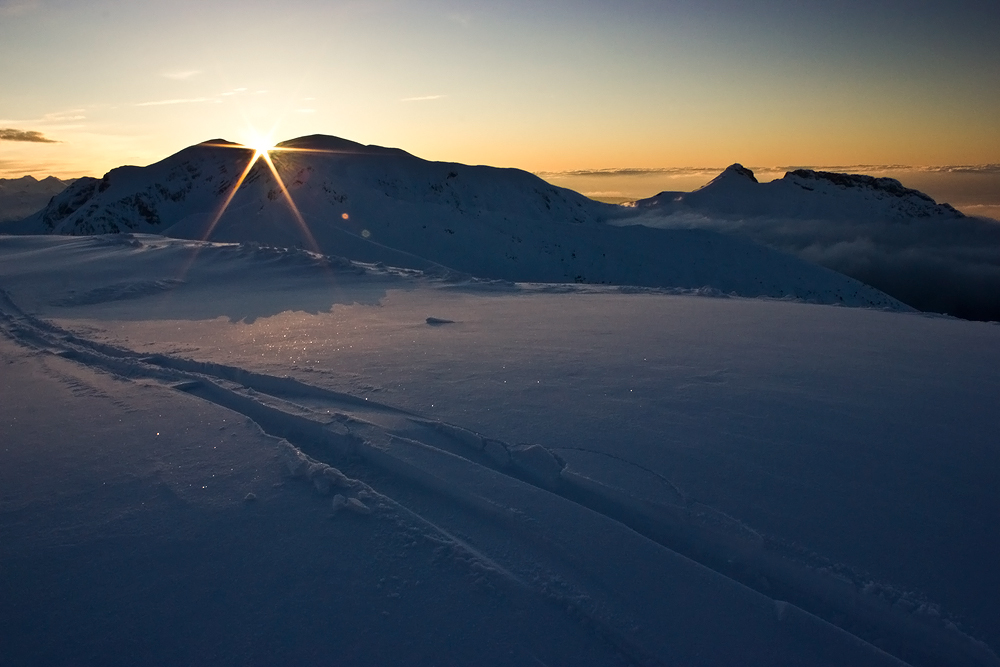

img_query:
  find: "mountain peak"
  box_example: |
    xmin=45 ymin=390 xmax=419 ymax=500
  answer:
xmin=697 ymin=163 xmax=759 ymax=192
xmin=722 ymin=163 xmax=758 ymax=182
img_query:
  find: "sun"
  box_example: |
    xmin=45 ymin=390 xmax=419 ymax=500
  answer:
xmin=193 ymin=129 xmax=320 ymax=253
xmin=244 ymin=132 xmax=277 ymax=158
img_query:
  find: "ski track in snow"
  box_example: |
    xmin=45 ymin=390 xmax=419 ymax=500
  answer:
xmin=1 ymin=288 xmax=996 ymax=667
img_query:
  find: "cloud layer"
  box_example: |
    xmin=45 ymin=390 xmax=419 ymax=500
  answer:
xmin=0 ymin=128 xmax=57 ymax=143
xmin=539 ymin=165 xmax=1000 ymax=178
xmin=628 ymin=209 xmax=1000 ymax=322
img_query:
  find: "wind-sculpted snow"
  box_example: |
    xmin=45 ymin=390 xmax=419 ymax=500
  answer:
xmin=624 ymin=164 xmax=1000 ymax=321
xmin=1 ymin=281 xmax=998 ymax=666
xmin=10 ymin=136 xmax=906 ymax=309
xmin=0 ymin=234 xmax=412 ymax=324
xmin=50 ymin=278 xmax=184 ymax=306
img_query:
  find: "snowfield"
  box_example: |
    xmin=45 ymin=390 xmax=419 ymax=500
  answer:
xmin=1 ymin=234 xmax=998 ymax=666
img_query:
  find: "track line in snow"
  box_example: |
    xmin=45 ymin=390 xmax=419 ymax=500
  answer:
xmin=0 ymin=288 xmax=655 ymax=665
xmin=0 ymin=288 xmax=995 ymax=667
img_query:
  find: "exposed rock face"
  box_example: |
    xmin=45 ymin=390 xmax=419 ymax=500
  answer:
xmin=728 ymin=163 xmax=758 ymax=183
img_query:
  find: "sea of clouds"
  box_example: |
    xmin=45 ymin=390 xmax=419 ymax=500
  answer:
xmin=626 ymin=207 xmax=1000 ymax=322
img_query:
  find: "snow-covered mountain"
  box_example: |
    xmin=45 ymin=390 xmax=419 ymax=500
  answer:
xmin=0 ymin=175 xmax=74 ymax=223
xmin=622 ymin=164 xmax=1000 ymax=322
xmin=631 ymin=163 xmax=966 ymax=221
xmin=10 ymin=136 xmax=904 ymax=310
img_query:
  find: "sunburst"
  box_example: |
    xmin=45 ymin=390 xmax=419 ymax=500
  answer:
xmin=198 ymin=136 xmax=321 ymax=254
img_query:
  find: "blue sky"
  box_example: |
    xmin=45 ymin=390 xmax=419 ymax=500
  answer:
xmin=1 ymin=0 xmax=998 ymax=176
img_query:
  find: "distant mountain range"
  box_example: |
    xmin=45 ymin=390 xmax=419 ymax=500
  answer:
xmin=620 ymin=164 xmax=1000 ymax=322
xmin=3 ymin=135 xmax=903 ymax=310
xmin=630 ymin=163 xmax=965 ymax=220
xmin=0 ymin=175 xmax=76 ymax=223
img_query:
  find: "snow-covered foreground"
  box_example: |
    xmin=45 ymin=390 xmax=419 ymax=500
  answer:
xmin=2 ymin=235 xmax=998 ymax=666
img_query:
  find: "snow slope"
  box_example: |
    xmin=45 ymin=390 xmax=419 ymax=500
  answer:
xmin=9 ymin=136 xmax=904 ymax=310
xmin=620 ymin=164 xmax=1000 ymax=321
xmin=1 ymin=234 xmax=998 ymax=666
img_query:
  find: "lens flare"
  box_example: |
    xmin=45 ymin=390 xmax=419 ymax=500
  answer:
xmin=193 ymin=139 xmax=321 ymax=254
xmin=200 ymin=146 xmax=258 ymax=241
xmin=257 ymin=148 xmax=320 ymax=253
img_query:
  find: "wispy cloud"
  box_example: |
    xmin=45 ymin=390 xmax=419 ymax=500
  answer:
xmin=162 ymin=69 xmax=202 ymax=81
xmin=221 ymin=88 xmax=248 ymax=96
xmin=42 ymin=110 xmax=86 ymax=122
xmin=0 ymin=109 xmax=86 ymax=126
xmin=0 ymin=128 xmax=59 ymax=143
xmin=400 ymin=94 xmax=447 ymax=102
xmin=135 ymin=97 xmax=217 ymax=107
xmin=537 ymin=167 xmax=721 ymax=178
xmin=448 ymin=12 xmax=471 ymax=26
xmin=0 ymin=0 xmax=39 ymax=17
xmin=296 ymin=108 xmax=316 ymax=114
xmin=898 ymin=164 xmax=1000 ymax=175
xmin=756 ymin=164 xmax=1000 ymax=176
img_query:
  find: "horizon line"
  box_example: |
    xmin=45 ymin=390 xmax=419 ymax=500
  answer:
xmin=536 ymin=164 xmax=1000 ymax=178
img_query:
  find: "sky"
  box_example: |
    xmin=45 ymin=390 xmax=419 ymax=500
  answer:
xmin=1 ymin=0 xmax=999 ymax=178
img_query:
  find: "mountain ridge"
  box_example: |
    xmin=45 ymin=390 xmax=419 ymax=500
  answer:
xmin=6 ymin=136 xmax=908 ymax=310
xmin=632 ymin=163 xmax=965 ymax=220
xmin=622 ymin=163 xmax=1000 ymax=321
xmin=0 ymin=175 xmax=78 ymax=223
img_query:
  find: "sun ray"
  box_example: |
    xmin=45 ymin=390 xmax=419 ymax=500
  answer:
xmin=200 ymin=147 xmax=260 ymax=242
xmin=171 ymin=143 xmax=260 ymax=285
xmin=172 ymin=137 xmax=331 ymax=285
xmin=258 ymin=149 xmax=321 ymax=253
